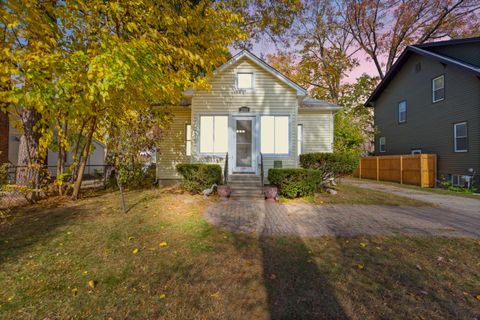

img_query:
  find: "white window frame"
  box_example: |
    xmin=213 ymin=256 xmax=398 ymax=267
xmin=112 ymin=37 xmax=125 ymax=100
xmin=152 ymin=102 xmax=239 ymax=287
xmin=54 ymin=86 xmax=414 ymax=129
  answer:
xmin=235 ymin=72 xmax=255 ymax=91
xmin=411 ymin=149 xmax=422 ymax=155
xmin=297 ymin=124 xmax=303 ymax=156
xmin=398 ymin=100 xmax=407 ymax=123
xmin=454 ymin=122 xmax=468 ymax=153
xmin=432 ymin=75 xmax=445 ymax=103
xmin=379 ymin=136 xmax=386 ymax=153
xmin=198 ymin=115 xmax=229 ymax=155
xmin=260 ymin=115 xmax=291 ymax=156
xmin=185 ymin=124 xmax=191 ymax=156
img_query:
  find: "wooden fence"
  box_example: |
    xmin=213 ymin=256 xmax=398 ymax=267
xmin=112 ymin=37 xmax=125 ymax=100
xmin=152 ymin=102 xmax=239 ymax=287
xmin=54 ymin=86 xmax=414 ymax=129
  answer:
xmin=353 ymin=154 xmax=437 ymax=188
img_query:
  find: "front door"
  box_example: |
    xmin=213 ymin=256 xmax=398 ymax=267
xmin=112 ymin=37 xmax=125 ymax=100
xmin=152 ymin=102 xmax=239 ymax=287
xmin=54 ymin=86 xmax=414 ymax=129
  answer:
xmin=233 ymin=117 xmax=256 ymax=173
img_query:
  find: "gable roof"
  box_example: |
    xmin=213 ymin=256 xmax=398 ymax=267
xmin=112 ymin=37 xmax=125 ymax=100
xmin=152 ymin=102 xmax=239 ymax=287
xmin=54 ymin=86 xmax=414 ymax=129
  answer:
xmin=366 ymin=38 xmax=480 ymax=106
xmin=218 ymin=50 xmax=307 ymax=96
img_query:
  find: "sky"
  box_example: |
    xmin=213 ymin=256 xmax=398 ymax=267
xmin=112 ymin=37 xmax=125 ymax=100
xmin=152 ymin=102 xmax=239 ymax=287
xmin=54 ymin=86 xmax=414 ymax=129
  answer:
xmin=238 ymin=39 xmax=379 ymax=83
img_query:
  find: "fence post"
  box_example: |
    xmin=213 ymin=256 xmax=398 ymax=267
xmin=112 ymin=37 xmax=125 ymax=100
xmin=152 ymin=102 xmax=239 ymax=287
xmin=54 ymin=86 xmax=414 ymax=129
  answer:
xmin=376 ymin=156 xmax=379 ymax=181
xmin=400 ymin=155 xmax=403 ymax=184
xmin=359 ymin=158 xmax=362 ymax=179
xmin=419 ymin=154 xmax=424 ymax=187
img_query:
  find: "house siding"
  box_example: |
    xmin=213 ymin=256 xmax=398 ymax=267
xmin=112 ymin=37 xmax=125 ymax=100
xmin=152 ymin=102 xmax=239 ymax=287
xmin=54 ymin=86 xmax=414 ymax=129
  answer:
xmin=191 ymin=57 xmax=300 ymax=175
xmin=298 ymin=110 xmax=334 ymax=154
xmin=374 ymin=53 xmax=480 ymax=185
xmin=156 ymin=107 xmax=191 ymax=180
xmin=429 ymin=43 xmax=480 ymax=67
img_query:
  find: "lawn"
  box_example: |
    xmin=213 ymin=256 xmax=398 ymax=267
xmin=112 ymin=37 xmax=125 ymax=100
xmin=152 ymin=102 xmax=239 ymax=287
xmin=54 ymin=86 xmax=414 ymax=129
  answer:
xmin=1 ymin=189 xmax=479 ymax=319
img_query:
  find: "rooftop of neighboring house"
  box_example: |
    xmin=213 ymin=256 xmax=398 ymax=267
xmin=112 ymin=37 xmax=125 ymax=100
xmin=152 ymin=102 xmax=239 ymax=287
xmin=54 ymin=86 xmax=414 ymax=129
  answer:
xmin=366 ymin=37 xmax=480 ymax=106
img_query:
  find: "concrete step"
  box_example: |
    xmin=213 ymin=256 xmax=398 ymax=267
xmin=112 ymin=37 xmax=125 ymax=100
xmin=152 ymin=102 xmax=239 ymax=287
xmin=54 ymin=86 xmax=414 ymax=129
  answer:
xmin=228 ymin=175 xmax=261 ymax=181
xmin=230 ymin=196 xmax=265 ymax=201
xmin=228 ymin=184 xmax=263 ymax=190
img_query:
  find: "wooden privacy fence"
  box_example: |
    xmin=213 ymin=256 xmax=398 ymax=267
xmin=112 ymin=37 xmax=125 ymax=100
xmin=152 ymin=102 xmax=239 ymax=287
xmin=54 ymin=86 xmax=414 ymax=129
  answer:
xmin=353 ymin=154 xmax=437 ymax=188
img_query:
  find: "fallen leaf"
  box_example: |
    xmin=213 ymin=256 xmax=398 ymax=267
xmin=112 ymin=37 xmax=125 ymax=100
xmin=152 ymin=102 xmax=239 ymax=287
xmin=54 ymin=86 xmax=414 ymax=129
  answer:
xmin=83 ymin=271 xmax=88 ymax=276
xmin=357 ymin=264 xmax=364 ymax=270
xmin=159 ymin=293 xmax=166 ymax=299
xmin=132 ymin=248 xmax=139 ymax=254
xmin=476 ymin=295 xmax=480 ymax=301
xmin=128 ymin=236 xmax=135 ymax=242
xmin=72 ymin=288 xmax=78 ymax=296
xmin=88 ymin=280 xmax=97 ymax=289
xmin=211 ymin=291 xmax=220 ymax=298
xmin=270 ymin=274 xmax=277 ymax=280
xmin=159 ymin=242 xmax=168 ymax=247
xmin=416 ymin=264 xmax=423 ymax=271
xmin=360 ymin=243 xmax=367 ymax=248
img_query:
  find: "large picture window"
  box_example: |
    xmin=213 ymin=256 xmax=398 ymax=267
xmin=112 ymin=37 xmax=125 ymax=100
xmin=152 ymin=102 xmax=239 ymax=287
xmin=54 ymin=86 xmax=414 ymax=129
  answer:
xmin=261 ymin=116 xmax=290 ymax=155
xmin=199 ymin=116 xmax=228 ymax=154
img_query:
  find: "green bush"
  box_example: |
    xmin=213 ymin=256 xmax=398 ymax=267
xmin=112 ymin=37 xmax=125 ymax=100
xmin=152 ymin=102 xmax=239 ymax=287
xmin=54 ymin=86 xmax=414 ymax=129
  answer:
xmin=299 ymin=152 xmax=358 ymax=177
xmin=176 ymin=164 xmax=222 ymax=193
xmin=268 ymin=168 xmax=322 ymax=198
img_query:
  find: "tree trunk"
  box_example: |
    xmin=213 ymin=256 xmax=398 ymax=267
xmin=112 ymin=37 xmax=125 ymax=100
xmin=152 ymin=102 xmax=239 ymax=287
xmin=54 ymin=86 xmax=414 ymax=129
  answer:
xmin=16 ymin=108 xmax=42 ymax=201
xmin=71 ymin=118 xmax=97 ymax=200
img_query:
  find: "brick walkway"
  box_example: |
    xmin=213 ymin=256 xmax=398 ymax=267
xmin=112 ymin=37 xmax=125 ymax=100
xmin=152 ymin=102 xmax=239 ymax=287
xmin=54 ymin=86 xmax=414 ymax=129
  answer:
xmin=204 ymin=200 xmax=480 ymax=238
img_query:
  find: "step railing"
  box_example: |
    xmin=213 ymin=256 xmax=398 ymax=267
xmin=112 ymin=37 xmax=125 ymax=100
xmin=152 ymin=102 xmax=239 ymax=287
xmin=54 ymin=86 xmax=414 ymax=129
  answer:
xmin=260 ymin=152 xmax=264 ymax=190
xmin=224 ymin=152 xmax=228 ymax=185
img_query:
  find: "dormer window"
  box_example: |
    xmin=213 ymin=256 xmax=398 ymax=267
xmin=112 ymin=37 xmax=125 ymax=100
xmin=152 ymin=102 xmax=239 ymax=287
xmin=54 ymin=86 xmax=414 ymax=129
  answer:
xmin=236 ymin=72 xmax=254 ymax=90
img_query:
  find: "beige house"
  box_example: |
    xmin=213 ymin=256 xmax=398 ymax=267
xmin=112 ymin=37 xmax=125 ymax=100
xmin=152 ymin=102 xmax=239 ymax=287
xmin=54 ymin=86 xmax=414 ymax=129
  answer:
xmin=156 ymin=50 xmax=340 ymax=184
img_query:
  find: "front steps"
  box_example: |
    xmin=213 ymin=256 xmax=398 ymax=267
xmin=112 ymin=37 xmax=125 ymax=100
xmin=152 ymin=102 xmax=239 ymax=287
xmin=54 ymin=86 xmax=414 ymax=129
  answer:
xmin=228 ymin=174 xmax=264 ymax=200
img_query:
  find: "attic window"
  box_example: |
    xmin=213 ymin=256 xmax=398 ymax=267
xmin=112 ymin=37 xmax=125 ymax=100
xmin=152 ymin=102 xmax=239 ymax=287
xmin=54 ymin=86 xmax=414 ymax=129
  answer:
xmin=236 ymin=72 xmax=254 ymax=90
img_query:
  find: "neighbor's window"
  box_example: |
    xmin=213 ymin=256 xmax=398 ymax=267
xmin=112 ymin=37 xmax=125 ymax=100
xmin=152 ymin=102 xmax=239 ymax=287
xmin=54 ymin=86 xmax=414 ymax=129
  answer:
xmin=454 ymin=122 xmax=467 ymax=152
xmin=185 ymin=124 xmax=192 ymax=156
xmin=432 ymin=75 xmax=445 ymax=103
xmin=297 ymin=124 xmax=303 ymax=156
xmin=199 ymin=116 xmax=228 ymax=154
xmin=379 ymin=136 xmax=386 ymax=153
xmin=261 ymin=116 xmax=289 ymax=154
xmin=236 ymin=72 xmax=254 ymax=89
xmin=398 ymin=100 xmax=407 ymax=123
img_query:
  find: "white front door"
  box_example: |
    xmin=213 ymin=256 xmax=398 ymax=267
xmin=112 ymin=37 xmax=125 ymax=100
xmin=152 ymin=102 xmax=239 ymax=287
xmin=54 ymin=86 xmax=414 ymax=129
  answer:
xmin=233 ymin=116 xmax=256 ymax=173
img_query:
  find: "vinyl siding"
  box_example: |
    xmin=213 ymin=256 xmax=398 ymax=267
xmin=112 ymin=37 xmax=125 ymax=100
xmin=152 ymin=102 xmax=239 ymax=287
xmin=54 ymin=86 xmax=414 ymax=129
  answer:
xmin=374 ymin=53 xmax=480 ymax=185
xmin=298 ymin=111 xmax=334 ymax=154
xmin=191 ymin=57 xmax=299 ymax=174
xmin=156 ymin=107 xmax=191 ymax=179
xmin=429 ymin=43 xmax=480 ymax=67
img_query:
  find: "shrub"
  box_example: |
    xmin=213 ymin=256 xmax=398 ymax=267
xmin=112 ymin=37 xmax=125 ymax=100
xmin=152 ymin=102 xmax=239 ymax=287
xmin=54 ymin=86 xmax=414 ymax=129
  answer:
xmin=268 ymin=168 xmax=322 ymax=198
xmin=176 ymin=164 xmax=222 ymax=193
xmin=299 ymin=152 xmax=358 ymax=177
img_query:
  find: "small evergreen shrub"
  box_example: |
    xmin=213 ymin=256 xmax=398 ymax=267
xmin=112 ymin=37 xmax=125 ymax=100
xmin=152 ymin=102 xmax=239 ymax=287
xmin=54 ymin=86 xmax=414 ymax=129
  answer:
xmin=176 ymin=164 xmax=222 ymax=193
xmin=299 ymin=152 xmax=358 ymax=177
xmin=268 ymin=168 xmax=322 ymax=198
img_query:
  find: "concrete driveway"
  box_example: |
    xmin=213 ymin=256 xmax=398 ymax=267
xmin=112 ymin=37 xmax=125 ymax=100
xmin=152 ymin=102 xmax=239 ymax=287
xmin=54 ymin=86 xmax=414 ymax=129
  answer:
xmin=204 ymin=182 xmax=480 ymax=238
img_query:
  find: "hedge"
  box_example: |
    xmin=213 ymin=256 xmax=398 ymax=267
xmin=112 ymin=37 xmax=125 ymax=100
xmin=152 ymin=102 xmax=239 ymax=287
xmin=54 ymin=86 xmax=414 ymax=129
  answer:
xmin=176 ymin=164 xmax=222 ymax=193
xmin=268 ymin=168 xmax=322 ymax=198
xmin=299 ymin=152 xmax=358 ymax=176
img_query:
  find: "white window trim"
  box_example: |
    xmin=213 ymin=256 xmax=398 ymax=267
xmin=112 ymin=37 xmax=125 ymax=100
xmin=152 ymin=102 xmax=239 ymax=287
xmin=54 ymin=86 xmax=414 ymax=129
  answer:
xmin=260 ymin=114 xmax=291 ymax=157
xmin=411 ymin=149 xmax=422 ymax=155
xmin=235 ymin=71 xmax=255 ymax=91
xmin=197 ymin=114 xmax=229 ymax=156
xmin=379 ymin=136 xmax=386 ymax=153
xmin=297 ymin=124 xmax=303 ymax=156
xmin=398 ymin=100 xmax=407 ymax=123
xmin=454 ymin=122 xmax=468 ymax=153
xmin=185 ymin=124 xmax=191 ymax=156
xmin=432 ymin=75 xmax=445 ymax=103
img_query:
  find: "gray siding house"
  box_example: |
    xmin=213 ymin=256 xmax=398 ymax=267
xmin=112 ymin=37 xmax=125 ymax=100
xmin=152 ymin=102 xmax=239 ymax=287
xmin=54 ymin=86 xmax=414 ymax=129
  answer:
xmin=366 ymin=37 xmax=480 ymax=188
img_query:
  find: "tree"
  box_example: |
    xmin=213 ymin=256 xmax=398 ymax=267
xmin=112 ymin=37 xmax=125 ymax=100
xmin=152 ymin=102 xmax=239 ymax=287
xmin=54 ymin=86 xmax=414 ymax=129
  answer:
xmin=343 ymin=0 xmax=480 ymax=79
xmin=1 ymin=0 xmax=246 ymax=200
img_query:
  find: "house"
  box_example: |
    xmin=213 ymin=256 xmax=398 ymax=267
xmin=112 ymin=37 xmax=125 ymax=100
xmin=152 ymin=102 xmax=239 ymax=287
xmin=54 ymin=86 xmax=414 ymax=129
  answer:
xmin=156 ymin=50 xmax=340 ymax=185
xmin=366 ymin=37 xmax=480 ymax=188
xmin=2 ymin=116 xmax=106 ymax=177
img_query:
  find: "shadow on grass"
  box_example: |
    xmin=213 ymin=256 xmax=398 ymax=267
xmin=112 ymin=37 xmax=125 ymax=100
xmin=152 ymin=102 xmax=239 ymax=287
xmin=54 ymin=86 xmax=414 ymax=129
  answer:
xmin=0 ymin=200 xmax=91 ymax=266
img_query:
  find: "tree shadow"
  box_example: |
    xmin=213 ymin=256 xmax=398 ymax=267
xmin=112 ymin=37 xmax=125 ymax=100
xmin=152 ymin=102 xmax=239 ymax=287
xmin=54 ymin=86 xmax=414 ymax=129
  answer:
xmin=259 ymin=234 xmax=349 ymax=320
xmin=0 ymin=199 xmax=92 ymax=266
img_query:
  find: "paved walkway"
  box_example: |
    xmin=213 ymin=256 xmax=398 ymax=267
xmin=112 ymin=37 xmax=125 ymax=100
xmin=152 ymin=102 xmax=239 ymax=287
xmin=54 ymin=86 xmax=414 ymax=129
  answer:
xmin=345 ymin=178 xmax=480 ymax=215
xmin=204 ymin=186 xmax=480 ymax=238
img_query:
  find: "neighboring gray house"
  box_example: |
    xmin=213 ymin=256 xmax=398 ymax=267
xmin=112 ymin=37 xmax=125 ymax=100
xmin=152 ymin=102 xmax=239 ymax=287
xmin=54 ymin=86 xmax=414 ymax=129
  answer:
xmin=366 ymin=37 xmax=480 ymax=188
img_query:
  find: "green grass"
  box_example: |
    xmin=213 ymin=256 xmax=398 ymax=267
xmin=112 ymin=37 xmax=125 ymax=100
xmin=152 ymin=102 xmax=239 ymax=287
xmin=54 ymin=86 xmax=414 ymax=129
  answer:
xmin=281 ymin=183 xmax=433 ymax=206
xmin=350 ymin=177 xmax=480 ymax=200
xmin=0 ymin=189 xmax=479 ymax=319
